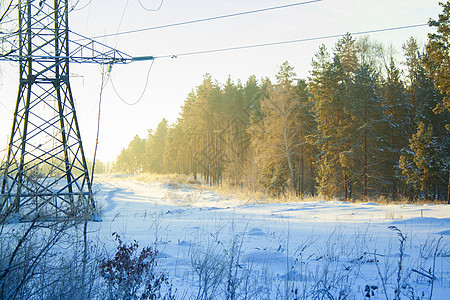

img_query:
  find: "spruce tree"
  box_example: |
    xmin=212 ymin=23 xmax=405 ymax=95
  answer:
xmin=379 ymin=57 xmax=410 ymax=200
xmin=426 ymin=1 xmax=450 ymax=123
xmin=399 ymin=122 xmax=436 ymax=200
xmin=309 ymin=44 xmax=348 ymax=198
xmin=349 ymin=63 xmax=382 ymax=198
xmin=425 ymin=1 xmax=450 ymax=202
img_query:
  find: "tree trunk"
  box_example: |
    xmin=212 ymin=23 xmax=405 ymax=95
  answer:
xmin=344 ymin=174 xmax=348 ymax=200
xmin=300 ymin=150 xmax=304 ymax=195
xmin=282 ymin=104 xmax=295 ymax=192
xmin=286 ymin=146 xmax=295 ymax=192
xmin=447 ymin=170 xmax=450 ymax=204
xmin=363 ymin=131 xmax=368 ymax=197
xmin=392 ymin=179 xmax=398 ymax=202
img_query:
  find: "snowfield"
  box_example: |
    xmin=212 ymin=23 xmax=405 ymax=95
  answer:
xmin=91 ymin=175 xmax=450 ymax=299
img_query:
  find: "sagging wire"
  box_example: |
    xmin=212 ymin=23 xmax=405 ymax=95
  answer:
xmin=109 ymin=58 xmax=155 ymax=106
xmin=90 ymin=62 xmax=111 ymax=184
xmin=0 ymin=17 xmax=18 ymax=26
xmin=0 ymin=0 xmax=15 ymax=23
xmin=0 ymin=0 xmax=18 ymax=41
xmin=155 ymin=23 xmax=429 ymax=59
xmin=137 ymin=0 xmax=164 ymax=12
xmin=0 ymin=100 xmax=12 ymax=112
xmin=89 ymin=0 xmax=321 ymax=40
xmin=70 ymin=0 xmax=93 ymax=12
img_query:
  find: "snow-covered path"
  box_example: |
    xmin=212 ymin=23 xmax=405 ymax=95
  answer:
xmin=90 ymin=175 xmax=450 ymax=299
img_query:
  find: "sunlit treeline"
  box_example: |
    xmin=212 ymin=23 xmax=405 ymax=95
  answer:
xmin=115 ymin=34 xmax=449 ymax=202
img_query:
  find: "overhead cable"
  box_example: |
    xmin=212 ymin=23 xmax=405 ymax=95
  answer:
xmin=0 ymin=0 xmax=16 ymax=23
xmin=114 ymin=0 xmax=131 ymax=46
xmin=154 ymin=23 xmax=429 ymax=59
xmin=138 ymin=0 xmax=164 ymax=12
xmin=86 ymin=0 xmax=322 ymax=40
xmin=110 ymin=59 xmax=155 ymax=105
xmin=71 ymin=0 xmax=93 ymax=12
xmin=91 ymin=64 xmax=109 ymax=183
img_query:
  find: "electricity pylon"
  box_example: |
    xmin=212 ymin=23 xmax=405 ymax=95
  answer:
xmin=0 ymin=0 xmax=145 ymax=222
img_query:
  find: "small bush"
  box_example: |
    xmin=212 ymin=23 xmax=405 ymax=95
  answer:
xmin=99 ymin=232 xmax=174 ymax=300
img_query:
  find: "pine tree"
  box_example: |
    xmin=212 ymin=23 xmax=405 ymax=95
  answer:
xmin=244 ymin=77 xmax=268 ymax=192
xmin=161 ymin=90 xmax=199 ymax=176
xmin=294 ymin=79 xmax=317 ymax=196
xmin=335 ymin=33 xmax=359 ymax=89
xmin=309 ymin=44 xmax=348 ymax=198
xmin=426 ymin=1 xmax=450 ymax=122
xmin=402 ymin=37 xmax=420 ymax=137
xmin=116 ymin=135 xmax=146 ymax=173
xmin=379 ymin=57 xmax=410 ymax=200
xmin=399 ymin=122 xmax=436 ymax=200
xmin=349 ymin=63 xmax=383 ymax=198
xmin=425 ymin=1 xmax=450 ymax=202
xmin=221 ymin=77 xmax=247 ymax=186
xmin=185 ymin=75 xmax=224 ymax=184
xmin=336 ymin=34 xmax=361 ymax=199
xmin=147 ymin=119 xmax=168 ymax=173
xmin=414 ymin=54 xmax=450 ymax=202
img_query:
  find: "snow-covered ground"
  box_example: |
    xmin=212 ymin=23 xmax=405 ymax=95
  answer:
xmin=90 ymin=175 xmax=450 ymax=299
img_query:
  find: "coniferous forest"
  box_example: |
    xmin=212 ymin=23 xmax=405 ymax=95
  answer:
xmin=115 ymin=7 xmax=450 ymax=203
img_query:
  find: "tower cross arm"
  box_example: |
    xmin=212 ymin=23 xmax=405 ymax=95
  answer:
xmin=68 ymin=31 xmax=135 ymax=64
xmin=1 ymin=30 xmax=152 ymax=65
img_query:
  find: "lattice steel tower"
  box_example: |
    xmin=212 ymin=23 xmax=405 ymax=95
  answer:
xmin=0 ymin=0 xmax=136 ymax=221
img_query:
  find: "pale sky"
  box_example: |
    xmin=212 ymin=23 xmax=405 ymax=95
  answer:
xmin=0 ymin=0 xmax=443 ymax=162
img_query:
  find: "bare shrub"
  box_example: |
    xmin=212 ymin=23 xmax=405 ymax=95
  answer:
xmin=190 ymin=242 xmax=227 ymax=300
xmin=0 ymin=218 xmax=102 ymax=299
xmin=99 ymin=232 xmax=174 ymax=300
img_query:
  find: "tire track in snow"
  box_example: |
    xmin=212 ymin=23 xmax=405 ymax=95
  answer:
xmin=102 ymin=186 xmax=121 ymax=215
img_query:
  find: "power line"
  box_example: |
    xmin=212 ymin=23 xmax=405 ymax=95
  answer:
xmin=87 ymin=0 xmax=322 ymax=40
xmin=110 ymin=59 xmax=155 ymax=105
xmin=114 ymin=0 xmax=131 ymax=47
xmin=154 ymin=23 xmax=429 ymax=59
xmin=0 ymin=0 xmax=15 ymax=23
xmin=71 ymin=0 xmax=93 ymax=12
xmin=0 ymin=100 xmax=12 ymax=113
xmin=138 ymin=0 xmax=164 ymax=12
xmin=91 ymin=64 xmax=109 ymax=184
